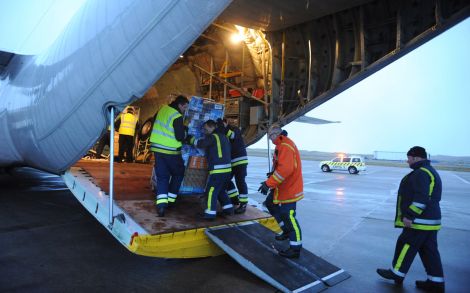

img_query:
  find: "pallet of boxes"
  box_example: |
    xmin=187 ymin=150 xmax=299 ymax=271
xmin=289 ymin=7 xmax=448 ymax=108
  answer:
xmin=179 ymin=96 xmax=224 ymax=195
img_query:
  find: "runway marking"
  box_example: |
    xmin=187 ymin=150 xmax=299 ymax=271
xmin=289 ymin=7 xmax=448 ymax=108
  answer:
xmin=453 ymin=174 xmax=470 ymax=185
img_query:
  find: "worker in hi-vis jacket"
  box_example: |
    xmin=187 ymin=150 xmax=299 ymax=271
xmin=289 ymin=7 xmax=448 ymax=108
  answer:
xmin=117 ymin=107 xmax=138 ymax=163
xmin=149 ymin=95 xmax=189 ymax=217
xmin=377 ymin=146 xmax=444 ymax=292
xmin=220 ymin=118 xmax=249 ymax=214
xmin=259 ymin=124 xmax=304 ymax=259
xmin=187 ymin=119 xmax=234 ymax=220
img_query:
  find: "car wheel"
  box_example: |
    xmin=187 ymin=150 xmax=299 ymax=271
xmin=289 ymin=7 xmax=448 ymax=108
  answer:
xmin=348 ymin=166 xmax=357 ymax=174
xmin=321 ymin=165 xmax=331 ymax=172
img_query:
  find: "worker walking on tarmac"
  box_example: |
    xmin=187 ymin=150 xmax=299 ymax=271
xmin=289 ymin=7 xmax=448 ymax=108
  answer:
xmin=150 ymin=95 xmax=189 ymax=217
xmin=219 ymin=118 xmax=249 ymax=214
xmin=377 ymin=146 xmax=445 ymax=292
xmin=259 ymin=124 xmax=304 ymax=259
xmin=187 ymin=120 xmax=234 ymax=220
xmin=117 ymin=107 xmax=138 ymax=163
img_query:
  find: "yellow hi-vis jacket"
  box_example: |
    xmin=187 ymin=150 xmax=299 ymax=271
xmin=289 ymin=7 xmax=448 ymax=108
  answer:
xmin=149 ymin=105 xmax=182 ymax=155
xmin=118 ymin=113 xmax=138 ymax=136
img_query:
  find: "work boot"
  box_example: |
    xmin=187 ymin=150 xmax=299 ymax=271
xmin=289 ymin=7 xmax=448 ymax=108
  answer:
xmin=231 ymin=198 xmax=240 ymax=206
xmin=415 ymin=280 xmax=445 ymax=292
xmin=234 ymin=203 xmax=247 ymax=214
xmin=278 ymin=247 xmax=300 ymax=259
xmin=157 ymin=207 xmax=165 ymax=217
xmin=222 ymin=209 xmax=234 ymax=216
xmin=202 ymin=215 xmax=215 ymax=221
xmin=275 ymin=232 xmax=289 ymax=241
xmin=376 ymin=268 xmax=404 ymax=285
xmin=197 ymin=211 xmax=215 ymax=221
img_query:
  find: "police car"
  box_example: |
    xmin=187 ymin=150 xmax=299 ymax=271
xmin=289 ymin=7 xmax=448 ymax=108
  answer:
xmin=319 ymin=155 xmax=366 ymax=174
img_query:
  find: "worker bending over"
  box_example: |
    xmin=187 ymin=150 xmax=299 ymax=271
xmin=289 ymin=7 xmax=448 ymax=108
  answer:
xmin=150 ymin=95 xmax=189 ymax=217
xmin=188 ymin=120 xmax=234 ymax=220
xmin=259 ymin=124 xmax=304 ymax=258
xmin=219 ymin=118 xmax=249 ymax=214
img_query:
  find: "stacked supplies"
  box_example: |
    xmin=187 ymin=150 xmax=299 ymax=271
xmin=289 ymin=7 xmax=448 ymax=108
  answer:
xmin=179 ymin=96 xmax=224 ymax=195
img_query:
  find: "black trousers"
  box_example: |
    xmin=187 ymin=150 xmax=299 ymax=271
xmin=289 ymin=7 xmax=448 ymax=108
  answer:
xmin=265 ymin=192 xmax=302 ymax=249
xmin=391 ymin=228 xmax=444 ymax=281
xmin=96 ymin=130 xmax=110 ymax=157
xmin=226 ymin=164 xmax=248 ymax=204
xmin=118 ymin=134 xmax=134 ymax=162
xmin=205 ymin=173 xmax=233 ymax=218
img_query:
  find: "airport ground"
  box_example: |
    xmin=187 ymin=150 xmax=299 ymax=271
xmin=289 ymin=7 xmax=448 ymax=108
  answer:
xmin=1 ymin=156 xmax=469 ymax=292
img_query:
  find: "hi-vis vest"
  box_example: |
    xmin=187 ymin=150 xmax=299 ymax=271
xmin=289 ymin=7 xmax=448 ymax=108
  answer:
xmin=150 ymin=105 xmax=182 ymax=155
xmin=118 ymin=113 xmax=138 ymax=136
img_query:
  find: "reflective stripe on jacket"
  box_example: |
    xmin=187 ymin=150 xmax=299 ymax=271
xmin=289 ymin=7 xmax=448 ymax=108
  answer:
xmin=195 ymin=129 xmax=232 ymax=174
xmin=395 ymin=160 xmax=442 ymax=231
xmin=150 ymin=105 xmax=182 ymax=154
xmin=118 ymin=113 xmax=138 ymax=136
xmin=265 ymin=135 xmax=304 ymax=204
xmin=226 ymin=126 xmax=248 ymax=167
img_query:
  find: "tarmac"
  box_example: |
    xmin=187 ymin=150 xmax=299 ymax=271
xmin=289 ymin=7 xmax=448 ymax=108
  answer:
xmin=1 ymin=156 xmax=469 ymax=292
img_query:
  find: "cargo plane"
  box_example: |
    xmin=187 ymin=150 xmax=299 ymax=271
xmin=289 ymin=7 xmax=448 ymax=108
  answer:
xmin=1 ymin=1 xmax=468 ymax=291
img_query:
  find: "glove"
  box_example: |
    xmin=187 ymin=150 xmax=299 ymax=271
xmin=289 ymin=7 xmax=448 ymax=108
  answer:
xmin=266 ymin=171 xmax=273 ymax=178
xmin=185 ymin=134 xmax=195 ymax=145
xmin=258 ymin=181 xmax=270 ymax=195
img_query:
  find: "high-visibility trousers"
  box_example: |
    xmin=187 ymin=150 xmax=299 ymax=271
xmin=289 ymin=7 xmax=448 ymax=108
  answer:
xmin=154 ymin=152 xmax=184 ymax=208
xmin=226 ymin=164 xmax=248 ymax=204
xmin=391 ymin=228 xmax=444 ymax=282
xmin=204 ymin=173 xmax=233 ymax=218
xmin=265 ymin=192 xmax=302 ymax=249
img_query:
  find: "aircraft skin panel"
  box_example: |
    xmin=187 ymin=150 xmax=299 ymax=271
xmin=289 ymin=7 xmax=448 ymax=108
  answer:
xmin=0 ymin=0 xmax=232 ymax=174
xmin=0 ymin=111 xmax=22 ymax=165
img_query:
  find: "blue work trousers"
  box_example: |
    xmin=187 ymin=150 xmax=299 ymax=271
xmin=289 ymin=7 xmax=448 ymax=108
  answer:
xmin=205 ymin=173 xmax=233 ymax=218
xmin=154 ymin=152 xmax=184 ymax=208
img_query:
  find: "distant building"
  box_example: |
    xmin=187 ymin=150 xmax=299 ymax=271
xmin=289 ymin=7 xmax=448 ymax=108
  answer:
xmin=373 ymin=151 xmax=431 ymax=161
xmin=373 ymin=151 xmax=407 ymax=161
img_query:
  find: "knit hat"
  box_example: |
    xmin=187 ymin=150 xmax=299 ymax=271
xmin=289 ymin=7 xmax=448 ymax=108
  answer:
xmin=268 ymin=124 xmax=282 ymax=138
xmin=407 ymin=146 xmax=427 ymax=158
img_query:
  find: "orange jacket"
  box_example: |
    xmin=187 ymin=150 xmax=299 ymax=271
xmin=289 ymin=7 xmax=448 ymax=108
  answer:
xmin=265 ymin=135 xmax=304 ymax=204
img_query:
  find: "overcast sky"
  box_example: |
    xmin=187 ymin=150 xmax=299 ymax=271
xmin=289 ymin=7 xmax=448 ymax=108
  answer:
xmin=251 ymin=17 xmax=470 ymax=157
xmin=0 ymin=0 xmax=85 ymax=54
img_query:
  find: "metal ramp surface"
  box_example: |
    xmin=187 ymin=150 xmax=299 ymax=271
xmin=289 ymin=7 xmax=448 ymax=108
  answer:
xmin=205 ymin=222 xmax=350 ymax=293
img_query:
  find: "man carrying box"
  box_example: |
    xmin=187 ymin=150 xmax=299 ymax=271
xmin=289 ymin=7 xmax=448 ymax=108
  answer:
xmin=150 ymin=95 xmax=189 ymax=217
xmin=188 ymin=120 xmax=234 ymax=219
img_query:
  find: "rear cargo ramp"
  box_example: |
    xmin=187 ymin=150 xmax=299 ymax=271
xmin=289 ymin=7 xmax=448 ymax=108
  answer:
xmin=206 ymin=222 xmax=350 ymax=293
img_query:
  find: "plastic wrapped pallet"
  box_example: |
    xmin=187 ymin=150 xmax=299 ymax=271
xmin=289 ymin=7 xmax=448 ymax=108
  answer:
xmin=179 ymin=96 xmax=224 ymax=195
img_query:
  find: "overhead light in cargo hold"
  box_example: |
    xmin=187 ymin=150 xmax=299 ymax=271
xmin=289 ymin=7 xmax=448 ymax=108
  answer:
xmin=230 ymin=32 xmax=245 ymax=44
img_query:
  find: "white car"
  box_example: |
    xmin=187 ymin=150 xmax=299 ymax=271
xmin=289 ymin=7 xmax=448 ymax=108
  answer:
xmin=319 ymin=156 xmax=366 ymax=174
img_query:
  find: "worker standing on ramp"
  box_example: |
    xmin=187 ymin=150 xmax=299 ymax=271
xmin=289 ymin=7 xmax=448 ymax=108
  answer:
xmin=259 ymin=124 xmax=304 ymax=258
xmin=377 ymin=146 xmax=445 ymax=292
xmin=117 ymin=107 xmax=138 ymax=163
xmin=219 ymin=118 xmax=249 ymax=214
xmin=188 ymin=120 xmax=234 ymax=219
xmin=150 ymin=95 xmax=189 ymax=217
